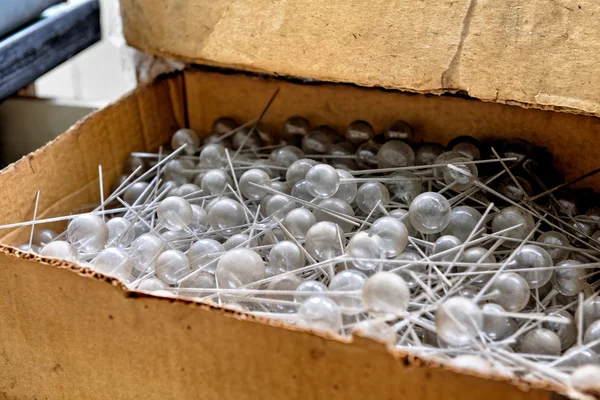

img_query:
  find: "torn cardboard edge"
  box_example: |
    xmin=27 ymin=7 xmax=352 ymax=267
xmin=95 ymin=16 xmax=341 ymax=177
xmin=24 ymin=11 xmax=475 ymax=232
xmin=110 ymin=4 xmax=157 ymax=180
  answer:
xmin=125 ymin=47 xmax=600 ymax=120
xmin=0 ymin=242 xmax=575 ymax=398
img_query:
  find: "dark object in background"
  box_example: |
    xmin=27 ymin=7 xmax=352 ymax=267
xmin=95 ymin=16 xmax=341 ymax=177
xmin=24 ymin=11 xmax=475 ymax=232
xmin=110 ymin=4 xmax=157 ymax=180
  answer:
xmin=0 ymin=0 xmax=100 ymax=102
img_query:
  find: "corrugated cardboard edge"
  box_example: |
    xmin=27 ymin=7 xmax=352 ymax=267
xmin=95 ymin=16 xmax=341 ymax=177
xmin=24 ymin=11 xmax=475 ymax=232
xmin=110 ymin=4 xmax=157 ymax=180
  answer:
xmin=0 ymin=243 xmax=582 ymax=399
xmin=120 ymin=0 xmax=600 ymax=118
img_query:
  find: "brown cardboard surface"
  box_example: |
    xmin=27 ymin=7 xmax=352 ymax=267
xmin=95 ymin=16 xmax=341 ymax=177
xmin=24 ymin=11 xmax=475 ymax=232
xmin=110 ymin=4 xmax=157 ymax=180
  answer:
xmin=0 ymin=68 xmax=595 ymax=399
xmin=121 ymin=0 xmax=600 ymax=117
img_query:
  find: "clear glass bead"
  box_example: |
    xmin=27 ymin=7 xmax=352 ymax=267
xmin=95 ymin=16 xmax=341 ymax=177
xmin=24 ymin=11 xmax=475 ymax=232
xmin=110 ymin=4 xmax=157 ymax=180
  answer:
xmin=329 ymin=270 xmax=367 ymax=312
xmin=157 ymin=196 xmax=193 ymax=231
xmin=441 ymin=206 xmax=483 ymax=242
xmin=200 ymin=169 xmax=232 ymax=196
xmin=268 ymin=241 xmax=306 ymax=276
xmin=239 ymin=169 xmax=271 ymax=200
xmin=491 ymin=206 xmax=535 ymax=248
xmin=40 ymin=240 xmax=79 ymax=261
xmin=305 ymin=164 xmax=340 ymax=199
xmin=369 ymin=216 xmax=408 ymax=257
xmin=298 ymin=296 xmax=342 ymax=332
xmin=436 ymin=297 xmax=483 ymax=347
xmin=508 ymin=244 xmax=553 ymax=289
xmin=215 ymin=248 xmax=265 ymax=289
xmin=106 ymin=217 xmax=135 ymax=248
xmin=305 ymin=221 xmax=345 ymax=261
xmin=346 ymin=231 xmax=386 ymax=271
xmin=171 ymin=128 xmax=200 ymax=155
xmin=207 ymin=198 xmax=245 ymax=232
xmin=356 ymin=182 xmax=390 ymax=214
xmin=188 ymin=239 xmax=225 ymax=273
xmin=377 ymin=140 xmax=415 ymax=168
xmin=283 ymin=208 xmax=317 ymax=239
xmin=362 ymin=272 xmax=410 ymax=314
xmin=408 ymin=192 xmax=451 ymax=234
xmin=67 ymin=214 xmax=109 ymax=252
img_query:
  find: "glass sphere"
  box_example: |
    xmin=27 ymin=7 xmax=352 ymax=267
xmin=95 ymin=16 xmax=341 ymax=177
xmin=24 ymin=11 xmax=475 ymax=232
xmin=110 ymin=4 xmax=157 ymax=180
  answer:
xmin=265 ymin=194 xmax=297 ymax=219
xmin=129 ymin=233 xmax=164 ymax=273
xmin=334 ymin=169 xmax=358 ymax=203
xmin=377 ymin=140 xmax=415 ymax=168
xmin=345 ymin=120 xmax=374 ymax=145
xmin=384 ymin=120 xmax=413 ymax=141
xmin=207 ymin=198 xmax=245 ymax=232
xmin=266 ymin=275 xmax=304 ymax=313
xmin=178 ymin=271 xmax=216 ymax=298
xmin=16 ymin=243 xmax=40 ymax=253
xmin=189 ymin=205 xmax=209 ymax=233
xmin=387 ymin=171 xmax=421 ymax=205
xmin=389 ymin=208 xmax=418 ymax=237
xmin=543 ymin=307 xmax=576 ymax=350
xmin=157 ymin=196 xmax=193 ymax=231
xmin=133 ymin=220 xmax=150 ymax=237
xmin=215 ymin=248 xmax=265 ymax=289
xmin=552 ymin=260 xmax=586 ymax=296
xmin=122 ymin=155 xmax=146 ymax=177
xmin=305 ymin=164 xmax=340 ymax=199
xmin=294 ymin=280 xmax=328 ymax=302
xmin=491 ymin=206 xmax=535 ymax=247
xmin=137 ymin=277 xmax=167 ymax=292
xmin=271 ymin=180 xmax=290 ymax=195
xmin=346 ymin=231 xmax=386 ymax=271
xmin=283 ymin=116 xmax=310 ymax=144
xmin=576 ymin=296 xmax=600 ymax=330
xmin=312 ymin=198 xmax=355 ymax=233
xmin=188 ymin=239 xmax=224 ymax=273
xmin=433 ymin=235 xmax=463 ymax=263
xmin=461 ymin=247 xmax=496 ymax=286
xmin=106 ymin=217 xmax=135 ymax=248
xmin=40 ymin=241 xmax=79 ymax=261
xmin=441 ymin=206 xmax=483 ymax=242
xmin=32 ymin=228 xmax=58 ymax=246
xmin=200 ymin=169 xmax=232 ymax=196
xmin=518 ymin=328 xmax=561 ymax=355
xmin=67 ymin=214 xmax=109 ymax=252
xmin=223 ymin=233 xmax=251 ymax=250
xmin=488 ymin=272 xmax=530 ymax=312
xmin=362 ymin=272 xmax=410 ymax=314
xmin=171 ymin=128 xmax=200 ymax=155
xmin=369 ymin=216 xmax=408 ymax=257
xmin=155 ymin=250 xmax=191 ymax=285
xmin=355 ymin=141 xmax=380 ymax=169
xmin=270 ymin=145 xmax=304 ymax=169
xmin=301 ymin=126 xmax=337 ymax=154
xmin=305 ymin=221 xmax=345 ymax=261
xmin=415 ymin=142 xmax=445 ymax=166
xmin=298 ymin=296 xmax=342 ymax=332
xmin=509 ymin=244 xmax=553 ymax=289
xmin=571 ymin=365 xmax=600 ymax=392
xmin=163 ymin=160 xmax=191 ymax=185
xmin=433 ymin=151 xmax=463 ymax=176
xmin=283 ymin=208 xmax=317 ymax=239
xmin=436 ymin=297 xmax=483 ymax=347
xmin=212 ymin=117 xmax=239 ymax=135
xmin=386 ymin=250 xmax=425 ymax=290
xmin=584 ymin=320 xmax=600 ymax=353
xmin=356 ymin=182 xmax=390 ymax=214
xmin=329 ymin=270 xmax=367 ymax=312
xmin=498 ymin=176 xmax=534 ymax=203
xmin=239 ymin=169 xmax=271 ymax=201
xmin=232 ymin=127 xmax=263 ymax=150
xmin=177 ymin=183 xmax=201 ymax=199
xmin=286 ymin=158 xmax=318 ymax=184
xmin=442 ymin=156 xmax=478 ymax=191
xmin=408 ymin=192 xmax=452 ymax=234
xmin=482 ymin=303 xmax=516 ymax=341
xmin=93 ymin=247 xmax=133 ymax=279
xmin=329 ymin=142 xmax=358 ymax=170
xmin=199 ymin=143 xmax=227 ymax=169
xmin=555 ymin=346 xmax=600 ymax=368
xmin=268 ymin=241 xmax=306 ymax=275
xmin=451 ymin=142 xmax=480 ymax=161
xmin=160 ymin=230 xmax=188 ymax=252
xmin=291 ymin=180 xmax=314 ymax=202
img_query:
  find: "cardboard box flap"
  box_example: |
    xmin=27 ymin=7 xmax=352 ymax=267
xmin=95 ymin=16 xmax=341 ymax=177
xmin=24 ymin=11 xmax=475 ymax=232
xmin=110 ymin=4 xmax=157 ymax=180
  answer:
xmin=121 ymin=0 xmax=600 ymax=117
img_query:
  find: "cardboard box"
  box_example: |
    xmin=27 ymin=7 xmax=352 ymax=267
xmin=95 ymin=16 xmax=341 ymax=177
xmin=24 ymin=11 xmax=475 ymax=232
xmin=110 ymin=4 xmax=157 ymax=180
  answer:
xmin=1 ymin=67 xmax=598 ymax=399
xmin=120 ymin=0 xmax=600 ymax=117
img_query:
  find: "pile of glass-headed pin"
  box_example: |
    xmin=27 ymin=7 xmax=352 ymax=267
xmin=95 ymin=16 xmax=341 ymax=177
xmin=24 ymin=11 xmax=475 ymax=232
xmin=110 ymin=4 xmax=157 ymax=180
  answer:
xmin=5 ymin=112 xmax=600 ymax=396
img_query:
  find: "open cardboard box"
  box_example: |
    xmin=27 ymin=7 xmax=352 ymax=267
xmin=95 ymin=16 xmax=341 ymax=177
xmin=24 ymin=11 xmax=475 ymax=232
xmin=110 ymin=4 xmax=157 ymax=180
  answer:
xmin=1 ymin=67 xmax=599 ymax=399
